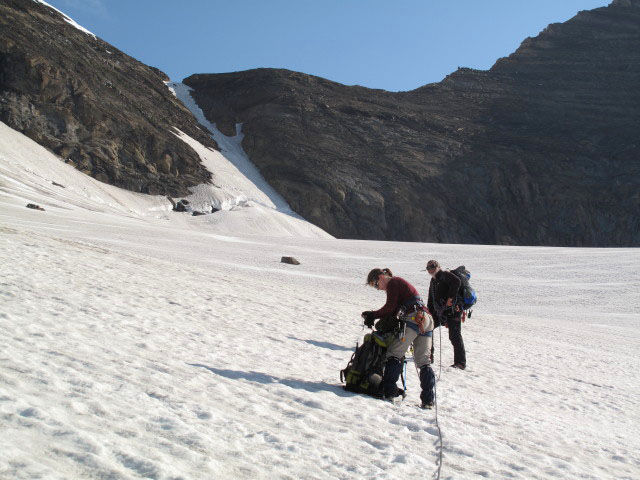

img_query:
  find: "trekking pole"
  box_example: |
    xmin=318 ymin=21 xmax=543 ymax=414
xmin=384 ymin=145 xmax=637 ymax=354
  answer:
xmin=438 ymin=322 xmax=443 ymax=380
xmin=434 ymin=376 xmax=443 ymax=480
xmin=434 ymin=323 xmax=444 ymax=479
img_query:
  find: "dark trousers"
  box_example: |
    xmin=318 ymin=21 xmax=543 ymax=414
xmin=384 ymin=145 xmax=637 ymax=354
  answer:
xmin=419 ymin=366 xmax=435 ymax=405
xmin=433 ymin=314 xmax=466 ymax=366
xmin=447 ymin=319 xmax=466 ymax=366
xmin=382 ymin=357 xmax=403 ymax=399
xmin=383 ymin=358 xmax=435 ymax=403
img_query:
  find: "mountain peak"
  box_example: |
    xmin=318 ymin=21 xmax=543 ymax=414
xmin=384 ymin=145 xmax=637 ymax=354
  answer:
xmin=611 ymin=0 xmax=640 ymax=7
xmin=185 ymin=1 xmax=640 ymax=247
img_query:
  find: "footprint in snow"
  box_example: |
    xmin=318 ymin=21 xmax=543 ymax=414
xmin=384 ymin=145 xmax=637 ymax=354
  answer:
xmin=116 ymin=452 xmax=160 ymax=479
xmin=362 ymin=437 xmax=390 ymax=450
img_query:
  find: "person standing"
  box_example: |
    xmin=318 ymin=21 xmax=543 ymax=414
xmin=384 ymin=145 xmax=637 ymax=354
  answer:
xmin=426 ymin=260 xmax=467 ymax=370
xmin=361 ymin=268 xmax=436 ymax=408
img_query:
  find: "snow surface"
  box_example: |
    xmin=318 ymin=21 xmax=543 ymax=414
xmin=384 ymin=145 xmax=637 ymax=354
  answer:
xmin=1 ymin=122 xmax=640 ymax=480
xmin=33 ymin=0 xmax=97 ymax=39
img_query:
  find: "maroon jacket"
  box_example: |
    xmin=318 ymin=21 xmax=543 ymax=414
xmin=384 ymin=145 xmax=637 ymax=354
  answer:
xmin=372 ymin=277 xmax=420 ymax=319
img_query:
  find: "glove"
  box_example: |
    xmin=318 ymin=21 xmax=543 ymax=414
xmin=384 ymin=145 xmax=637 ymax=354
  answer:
xmin=361 ymin=311 xmax=375 ymax=328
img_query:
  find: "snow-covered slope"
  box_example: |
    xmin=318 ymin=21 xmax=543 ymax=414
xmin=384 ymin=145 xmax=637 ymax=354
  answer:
xmin=0 ymin=122 xmax=330 ymax=239
xmin=166 ymin=82 xmax=294 ymax=213
xmin=1 ymin=121 xmax=639 ymax=479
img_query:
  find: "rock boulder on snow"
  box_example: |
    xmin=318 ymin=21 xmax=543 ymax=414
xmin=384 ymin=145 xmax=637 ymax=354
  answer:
xmin=281 ymin=256 xmax=301 ymax=265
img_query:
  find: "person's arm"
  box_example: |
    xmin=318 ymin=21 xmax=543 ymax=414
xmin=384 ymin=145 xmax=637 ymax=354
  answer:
xmin=427 ymin=278 xmax=435 ymax=313
xmin=372 ymin=281 xmax=400 ymax=318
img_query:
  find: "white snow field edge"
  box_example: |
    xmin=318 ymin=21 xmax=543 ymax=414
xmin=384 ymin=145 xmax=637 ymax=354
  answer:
xmin=32 ymin=0 xmax=97 ymax=38
xmin=1 ymin=122 xmax=639 ymax=480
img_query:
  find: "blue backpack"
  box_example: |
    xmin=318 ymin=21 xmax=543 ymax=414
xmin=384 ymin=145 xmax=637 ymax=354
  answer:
xmin=451 ymin=266 xmax=477 ymax=312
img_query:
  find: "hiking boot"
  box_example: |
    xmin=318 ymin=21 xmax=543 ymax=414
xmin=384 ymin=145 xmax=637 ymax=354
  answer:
xmin=450 ymin=363 xmax=466 ymax=370
xmin=384 ymin=395 xmax=402 ymax=404
xmin=383 ymin=389 xmax=406 ymax=403
xmin=420 ymin=402 xmax=434 ymax=410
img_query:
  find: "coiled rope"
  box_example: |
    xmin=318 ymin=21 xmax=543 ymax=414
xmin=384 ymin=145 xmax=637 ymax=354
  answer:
xmin=410 ymin=319 xmax=443 ymax=480
xmin=434 ymin=323 xmax=444 ymax=480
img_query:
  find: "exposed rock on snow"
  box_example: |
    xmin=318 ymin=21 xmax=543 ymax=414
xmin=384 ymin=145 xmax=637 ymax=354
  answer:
xmin=281 ymin=256 xmax=301 ymax=265
xmin=26 ymin=203 xmax=44 ymax=211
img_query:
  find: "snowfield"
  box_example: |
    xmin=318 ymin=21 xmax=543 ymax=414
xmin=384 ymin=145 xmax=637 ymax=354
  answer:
xmin=1 ymin=120 xmax=639 ymax=480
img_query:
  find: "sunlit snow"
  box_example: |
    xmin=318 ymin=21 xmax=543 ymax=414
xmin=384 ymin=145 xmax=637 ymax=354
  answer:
xmin=1 ymin=121 xmax=639 ymax=480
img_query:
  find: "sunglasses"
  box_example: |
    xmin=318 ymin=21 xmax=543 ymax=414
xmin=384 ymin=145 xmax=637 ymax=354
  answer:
xmin=426 ymin=266 xmax=437 ymax=272
xmin=369 ymin=280 xmax=379 ymax=289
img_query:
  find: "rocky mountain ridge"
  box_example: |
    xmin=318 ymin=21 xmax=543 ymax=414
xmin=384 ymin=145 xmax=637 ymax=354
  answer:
xmin=185 ymin=0 xmax=640 ymax=246
xmin=0 ymin=0 xmax=216 ymax=196
xmin=2 ymin=0 xmax=638 ymax=246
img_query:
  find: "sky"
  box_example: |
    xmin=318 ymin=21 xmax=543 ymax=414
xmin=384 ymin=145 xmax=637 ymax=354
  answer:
xmin=42 ymin=0 xmax=612 ymax=91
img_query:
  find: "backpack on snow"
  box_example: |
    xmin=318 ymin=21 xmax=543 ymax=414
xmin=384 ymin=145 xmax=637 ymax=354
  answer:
xmin=340 ymin=332 xmax=391 ymax=396
xmin=450 ymin=265 xmax=478 ymax=312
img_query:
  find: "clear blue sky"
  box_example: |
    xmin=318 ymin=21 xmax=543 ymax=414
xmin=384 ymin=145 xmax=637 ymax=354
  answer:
xmin=45 ymin=0 xmax=611 ymax=92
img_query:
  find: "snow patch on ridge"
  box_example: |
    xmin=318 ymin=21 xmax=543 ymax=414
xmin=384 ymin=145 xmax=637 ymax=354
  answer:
xmin=33 ymin=0 xmax=97 ymax=39
xmin=171 ymin=128 xmax=274 ymax=212
xmin=166 ymin=82 xmax=297 ymax=216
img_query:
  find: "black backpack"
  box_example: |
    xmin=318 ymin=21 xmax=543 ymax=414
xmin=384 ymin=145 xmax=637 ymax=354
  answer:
xmin=450 ymin=265 xmax=478 ymax=311
xmin=340 ymin=333 xmax=389 ymax=396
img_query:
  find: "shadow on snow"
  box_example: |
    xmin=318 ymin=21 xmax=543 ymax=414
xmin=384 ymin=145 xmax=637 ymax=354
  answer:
xmin=287 ymin=337 xmax=354 ymax=352
xmin=187 ymin=363 xmax=352 ymax=397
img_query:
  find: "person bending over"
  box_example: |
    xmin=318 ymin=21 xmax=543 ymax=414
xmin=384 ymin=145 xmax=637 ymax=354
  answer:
xmin=362 ymin=268 xmax=436 ymax=408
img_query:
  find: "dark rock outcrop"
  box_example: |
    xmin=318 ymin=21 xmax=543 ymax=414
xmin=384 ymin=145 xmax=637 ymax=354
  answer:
xmin=281 ymin=256 xmax=300 ymax=265
xmin=0 ymin=0 xmax=216 ymax=196
xmin=173 ymin=199 xmax=191 ymax=212
xmin=185 ymin=1 xmax=640 ymax=246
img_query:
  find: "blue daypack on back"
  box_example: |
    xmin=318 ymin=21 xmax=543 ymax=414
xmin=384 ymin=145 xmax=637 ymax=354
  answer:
xmin=451 ymin=265 xmax=477 ymax=311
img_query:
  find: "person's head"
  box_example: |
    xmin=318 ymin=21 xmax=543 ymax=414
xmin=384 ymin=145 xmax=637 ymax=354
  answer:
xmin=366 ymin=268 xmax=393 ymax=291
xmin=425 ymin=259 xmax=440 ymax=277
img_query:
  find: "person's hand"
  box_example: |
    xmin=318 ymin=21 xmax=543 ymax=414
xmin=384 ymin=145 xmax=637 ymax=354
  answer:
xmin=446 ymin=298 xmax=454 ymax=307
xmin=361 ymin=311 xmax=375 ymax=328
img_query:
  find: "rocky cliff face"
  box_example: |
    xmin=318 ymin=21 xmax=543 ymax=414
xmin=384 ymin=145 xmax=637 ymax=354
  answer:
xmin=185 ymin=0 xmax=640 ymax=246
xmin=0 ymin=0 xmax=216 ymax=196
